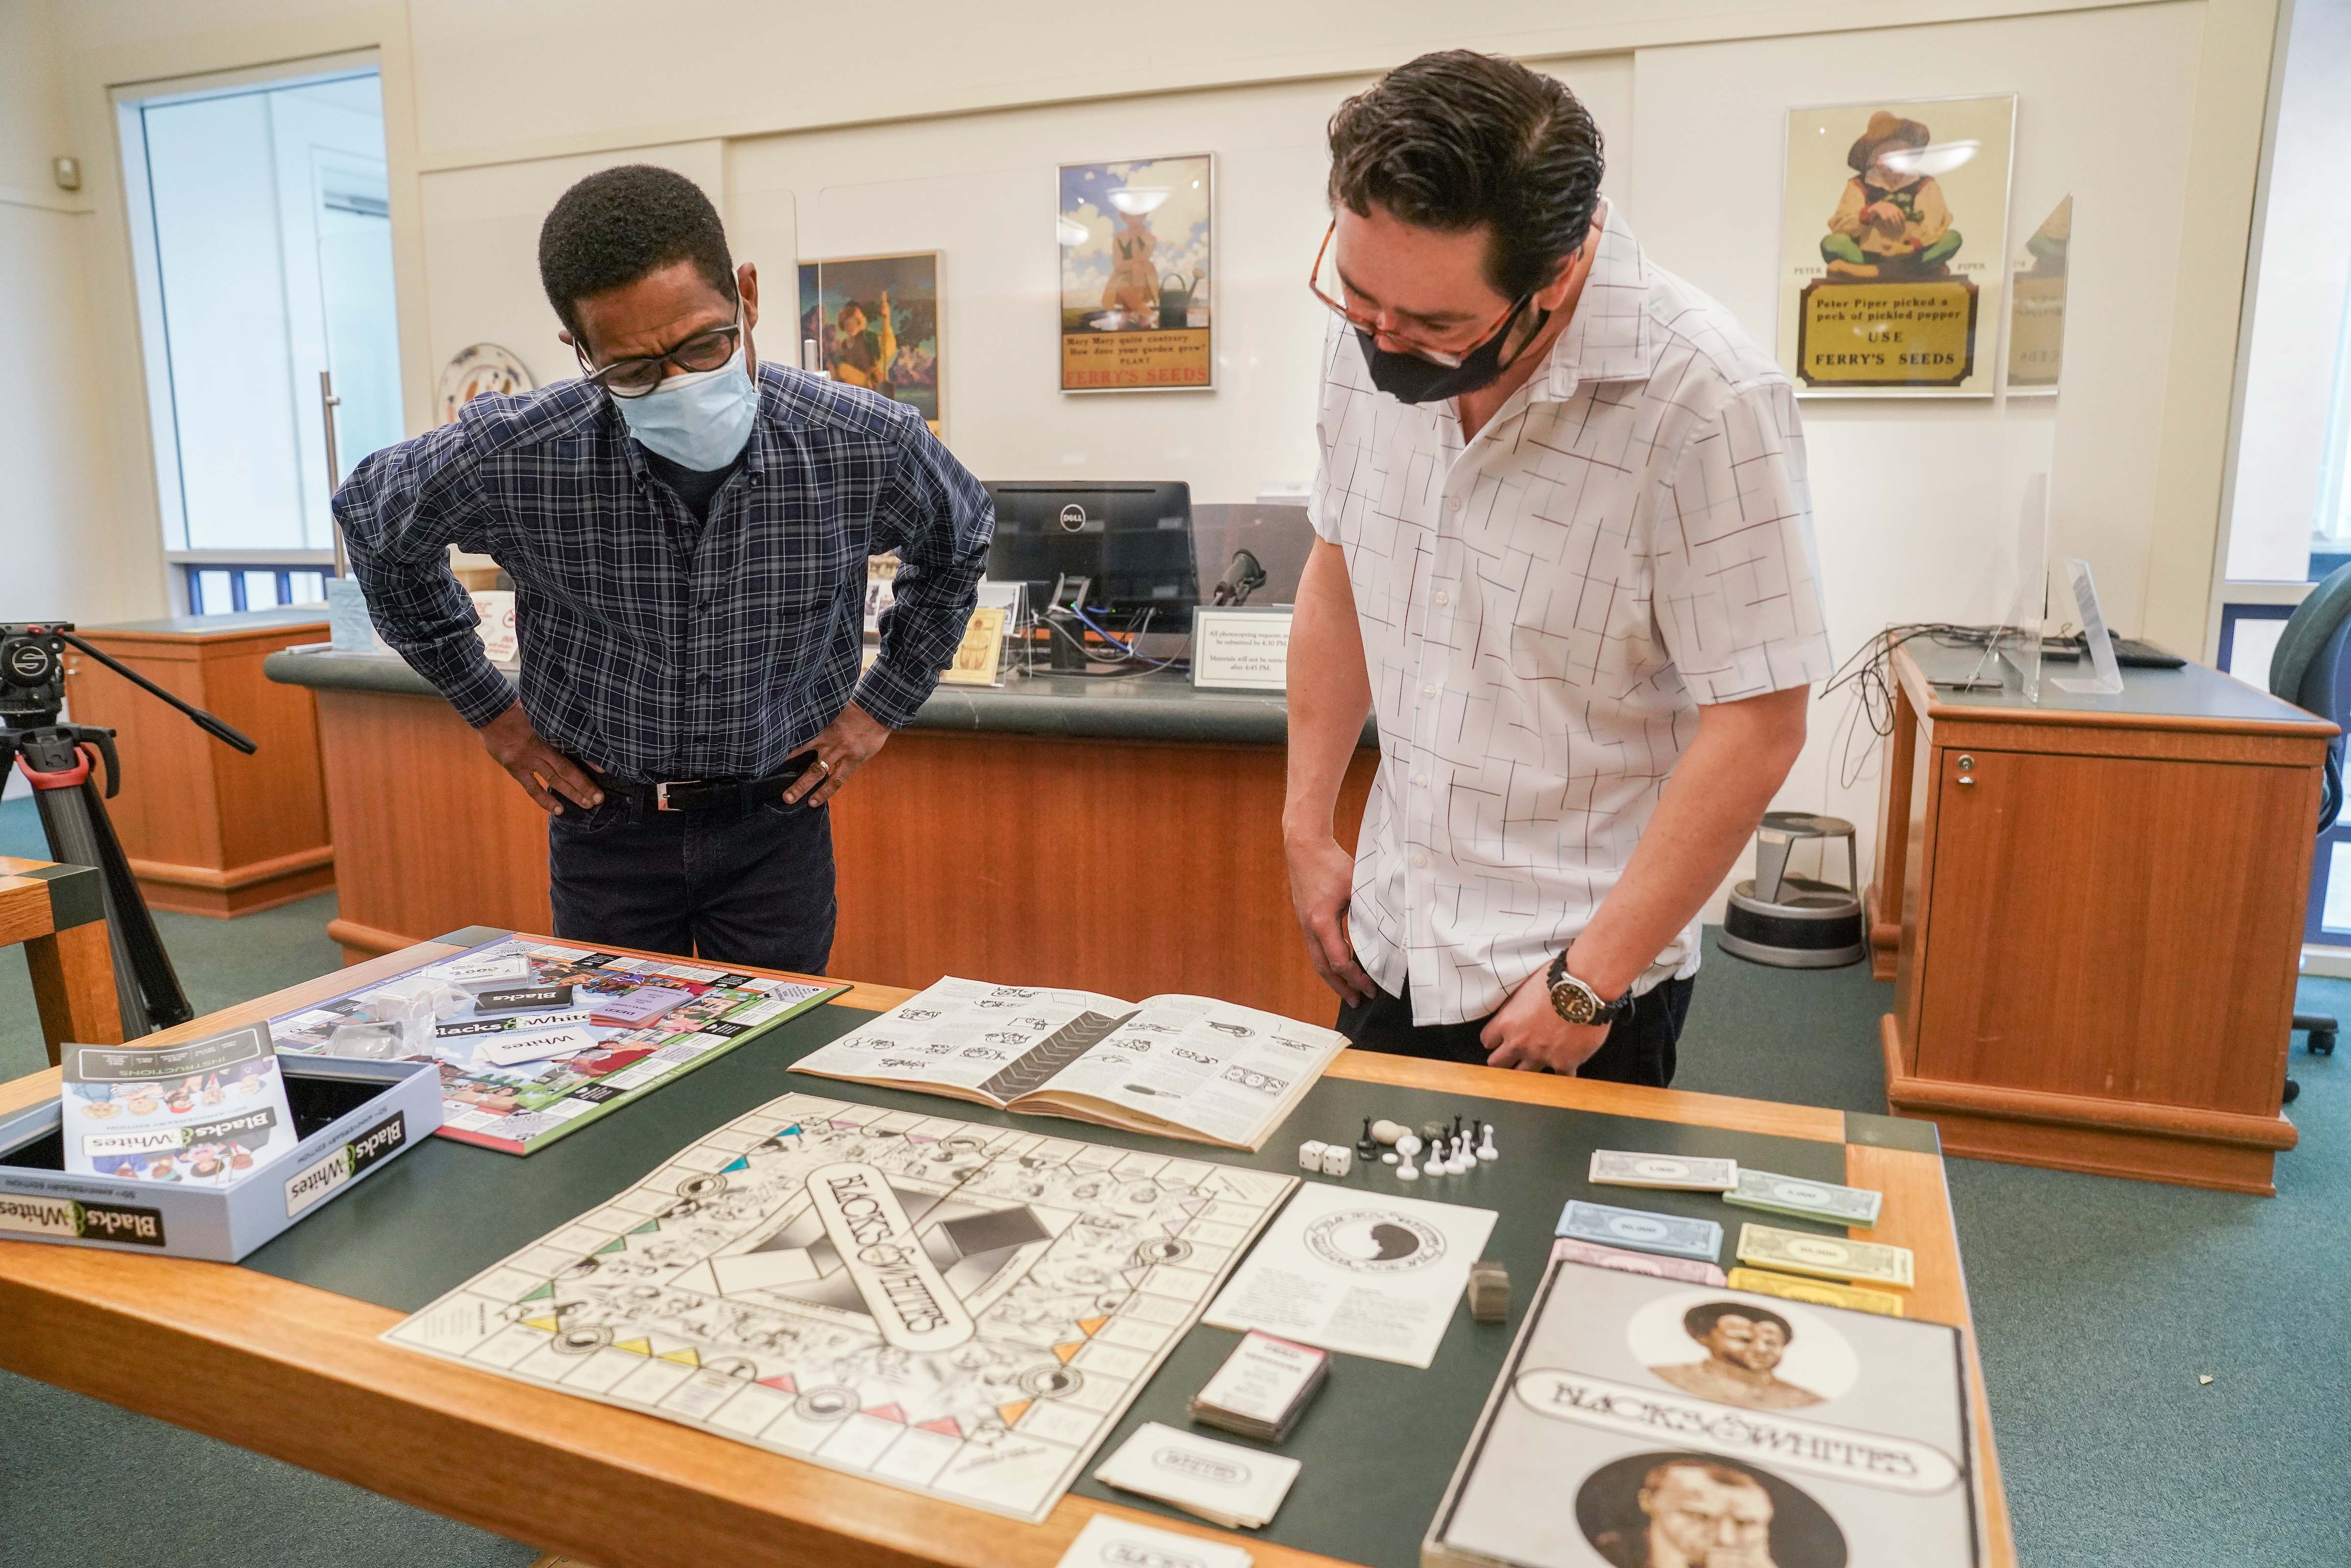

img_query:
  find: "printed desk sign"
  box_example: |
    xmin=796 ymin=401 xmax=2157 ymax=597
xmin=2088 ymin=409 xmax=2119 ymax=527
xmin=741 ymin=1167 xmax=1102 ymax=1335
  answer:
xmin=1191 ymin=606 xmax=1293 ymax=692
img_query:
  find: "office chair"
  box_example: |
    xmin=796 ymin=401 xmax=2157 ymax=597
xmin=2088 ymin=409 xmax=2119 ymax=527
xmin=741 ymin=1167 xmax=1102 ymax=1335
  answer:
xmin=2268 ymin=563 xmax=2351 ymax=1103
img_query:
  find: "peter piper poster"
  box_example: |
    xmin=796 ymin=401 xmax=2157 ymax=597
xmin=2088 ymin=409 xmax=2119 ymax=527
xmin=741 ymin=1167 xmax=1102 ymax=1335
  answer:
xmin=1777 ymin=95 xmax=2015 ymax=397
xmin=1058 ymin=154 xmax=1213 ymax=393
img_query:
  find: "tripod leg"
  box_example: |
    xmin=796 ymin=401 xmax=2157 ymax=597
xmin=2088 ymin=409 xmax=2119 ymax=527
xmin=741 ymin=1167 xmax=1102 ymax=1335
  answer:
xmin=32 ymin=779 xmax=194 ymax=1038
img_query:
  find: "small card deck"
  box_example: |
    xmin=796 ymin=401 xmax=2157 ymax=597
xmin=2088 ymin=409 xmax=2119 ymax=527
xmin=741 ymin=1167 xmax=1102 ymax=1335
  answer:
xmin=1189 ymin=1330 xmax=1327 ymax=1443
xmin=1096 ymin=1422 xmax=1301 ymax=1529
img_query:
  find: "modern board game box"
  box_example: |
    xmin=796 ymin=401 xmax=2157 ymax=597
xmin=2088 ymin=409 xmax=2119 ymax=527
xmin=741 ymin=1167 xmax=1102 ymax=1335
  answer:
xmin=0 ymin=1054 xmax=441 ymax=1262
xmin=1424 ymin=1255 xmax=1980 ymax=1568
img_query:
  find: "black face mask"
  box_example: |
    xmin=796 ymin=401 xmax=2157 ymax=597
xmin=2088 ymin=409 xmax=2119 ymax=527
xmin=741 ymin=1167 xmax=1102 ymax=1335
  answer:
xmin=1356 ymin=298 xmax=1548 ymax=405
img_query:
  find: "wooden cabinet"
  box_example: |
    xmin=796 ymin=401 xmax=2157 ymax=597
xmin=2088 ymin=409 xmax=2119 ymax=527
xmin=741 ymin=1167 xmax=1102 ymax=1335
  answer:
xmin=1871 ymin=644 xmax=2334 ymax=1194
xmin=61 ymin=613 xmax=335 ymax=917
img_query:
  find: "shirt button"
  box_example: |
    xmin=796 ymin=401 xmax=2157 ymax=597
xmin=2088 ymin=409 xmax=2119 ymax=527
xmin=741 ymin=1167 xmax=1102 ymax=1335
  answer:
xmin=1444 ymin=495 xmax=1462 ymax=513
xmin=1435 ymin=590 xmax=1450 ymax=606
xmin=1421 ymin=684 xmax=1437 ymax=698
xmin=1412 ymin=854 xmax=1428 ymax=869
xmin=1413 ymin=773 xmax=1428 ymax=787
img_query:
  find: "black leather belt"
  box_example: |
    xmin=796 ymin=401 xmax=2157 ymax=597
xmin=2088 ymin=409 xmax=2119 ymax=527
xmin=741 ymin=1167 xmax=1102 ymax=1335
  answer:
xmin=591 ymin=751 xmax=821 ymax=813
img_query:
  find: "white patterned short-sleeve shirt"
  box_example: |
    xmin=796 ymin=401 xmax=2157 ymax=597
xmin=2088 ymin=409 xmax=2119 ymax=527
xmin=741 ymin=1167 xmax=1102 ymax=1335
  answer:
xmin=1310 ymin=201 xmax=1833 ymax=1025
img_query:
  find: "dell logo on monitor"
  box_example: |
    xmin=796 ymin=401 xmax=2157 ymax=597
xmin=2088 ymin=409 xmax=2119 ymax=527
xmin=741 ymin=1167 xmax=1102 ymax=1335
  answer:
xmin=1057 ymin=503 xmax=1088 ymax=532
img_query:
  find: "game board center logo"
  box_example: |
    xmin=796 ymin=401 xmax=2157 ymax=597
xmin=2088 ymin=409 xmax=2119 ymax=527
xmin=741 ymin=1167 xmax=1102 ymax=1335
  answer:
xmin=1305 ymin=1209 xmax=1444 ymax=1273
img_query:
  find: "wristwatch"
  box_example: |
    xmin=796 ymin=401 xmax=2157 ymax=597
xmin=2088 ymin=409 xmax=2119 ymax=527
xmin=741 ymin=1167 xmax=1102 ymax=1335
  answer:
xmin=1547 ymin=951 xmax=1634 ymax=1027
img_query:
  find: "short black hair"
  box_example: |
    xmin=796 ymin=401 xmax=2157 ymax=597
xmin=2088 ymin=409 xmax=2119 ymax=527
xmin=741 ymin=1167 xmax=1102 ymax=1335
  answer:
xmin=1326 ymin=50 xmax=1604 ymax=302
xmin=1685 ymin=1302 xmax=1794 ymax=1341
xmin=537 ymin=164 xmax=737 ymax=342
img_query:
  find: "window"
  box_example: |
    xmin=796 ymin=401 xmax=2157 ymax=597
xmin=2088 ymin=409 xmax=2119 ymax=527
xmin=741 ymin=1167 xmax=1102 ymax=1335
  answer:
xmin=118 ymin=61 xmax=404 ymax=594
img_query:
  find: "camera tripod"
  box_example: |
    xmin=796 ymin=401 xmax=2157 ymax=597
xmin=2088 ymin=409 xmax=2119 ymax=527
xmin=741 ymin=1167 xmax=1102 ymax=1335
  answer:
xmin=0 ymin=622 xmax=257 ymax=1041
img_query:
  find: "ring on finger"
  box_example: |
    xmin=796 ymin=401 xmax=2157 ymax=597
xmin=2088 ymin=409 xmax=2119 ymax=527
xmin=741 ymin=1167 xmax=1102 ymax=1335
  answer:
xmin=812 ymin=757 xmax=833 ymax=780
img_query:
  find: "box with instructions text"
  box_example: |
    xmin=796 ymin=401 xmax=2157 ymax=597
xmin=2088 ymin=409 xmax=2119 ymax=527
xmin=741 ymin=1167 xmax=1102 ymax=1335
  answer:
xmin=0 ymin=1056 xmax=440 ymax=1262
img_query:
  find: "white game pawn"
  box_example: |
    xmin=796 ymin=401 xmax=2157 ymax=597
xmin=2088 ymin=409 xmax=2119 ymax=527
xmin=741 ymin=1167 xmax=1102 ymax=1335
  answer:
xmin=1477 ymin=1123 xmax=1499 ymax=1162
xmin=1420 ymin=1142 xmax=1445 ymax=1177
xmin=1395 ymin=1134 xmax=1422 ymax=1161
xmin=1396 ymin=1151 xmax=1420 ymax=1181
xmin=1447 ymin=1135 xmax=1471 ymax=1175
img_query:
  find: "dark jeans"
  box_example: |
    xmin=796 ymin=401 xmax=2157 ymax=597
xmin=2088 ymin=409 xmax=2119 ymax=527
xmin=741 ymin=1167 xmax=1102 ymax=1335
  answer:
xmin=1337 ymin=974 xmax=1696 ymax=1087
xmin=546 ymin=790 xmax=836 ymax=973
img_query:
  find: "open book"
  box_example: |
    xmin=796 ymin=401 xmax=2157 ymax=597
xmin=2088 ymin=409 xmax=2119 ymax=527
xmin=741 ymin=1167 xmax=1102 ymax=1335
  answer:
xmin=788 ymin=977 xmax=1348 ymax=1151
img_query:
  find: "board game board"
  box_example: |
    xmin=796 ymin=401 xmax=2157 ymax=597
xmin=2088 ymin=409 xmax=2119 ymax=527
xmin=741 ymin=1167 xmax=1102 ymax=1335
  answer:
xmin=270 ymin=936 xmax=840 ymax=1156
xmin=384 ymin=1092 xmax=1298 ymax=1521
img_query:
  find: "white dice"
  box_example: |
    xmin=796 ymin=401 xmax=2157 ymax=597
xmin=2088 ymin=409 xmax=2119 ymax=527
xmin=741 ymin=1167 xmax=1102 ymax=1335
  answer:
xmin=1318 ymin=1145 xmax=1354 ymax=1178
xmin=1298 ymin=1140 xmax=1328 ymax=1171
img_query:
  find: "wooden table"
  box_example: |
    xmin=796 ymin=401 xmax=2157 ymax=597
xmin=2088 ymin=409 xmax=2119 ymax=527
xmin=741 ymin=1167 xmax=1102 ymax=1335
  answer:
xmin=63 ymin=611 xmax=335 ymax=917
xmin=1870 ymin=641 xmax=2334 ymax=1194
xmin=1 ymin=855 xmax=122 ymax=1060
xmin=0 ymin=942 xmax=2013 ymax=1568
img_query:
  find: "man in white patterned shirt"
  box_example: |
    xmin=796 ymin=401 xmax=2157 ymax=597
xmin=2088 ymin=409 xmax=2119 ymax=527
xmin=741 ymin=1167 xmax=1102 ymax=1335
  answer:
xmin=1284 ymin=52 xmax=1832 ymax=1084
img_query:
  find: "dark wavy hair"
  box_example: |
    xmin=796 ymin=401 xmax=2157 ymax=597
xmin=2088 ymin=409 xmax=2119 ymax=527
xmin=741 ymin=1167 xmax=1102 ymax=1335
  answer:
xmin=1326 ymin=50 xmax=1604 ymax=301
xmin=537 ymin=164 xmax=736 ymax=341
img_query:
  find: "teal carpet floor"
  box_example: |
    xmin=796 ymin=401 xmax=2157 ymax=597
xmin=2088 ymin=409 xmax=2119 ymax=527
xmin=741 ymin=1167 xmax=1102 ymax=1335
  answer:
xmin=1 ymin=794 xmax=2341 ymax=1565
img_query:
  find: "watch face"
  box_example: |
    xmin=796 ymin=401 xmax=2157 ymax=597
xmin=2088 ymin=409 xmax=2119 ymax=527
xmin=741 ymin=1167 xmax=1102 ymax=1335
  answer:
xmin=1550 ymin=981 xmax=1599 ymax=1024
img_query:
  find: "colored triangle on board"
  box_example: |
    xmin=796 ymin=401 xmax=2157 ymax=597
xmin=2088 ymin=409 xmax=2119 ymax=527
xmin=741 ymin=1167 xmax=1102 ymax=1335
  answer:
xmin=520 ymin=1282 xmax=554 ymax=1302
xmin=613 ymin=1338 xmax=652 ymax=1356
xmin=658 ymin=1346 xmax=701 ymax=1367
xmin=1052 ymin=1342 xmax=1083 ymax=1363
xmin=864 ymin=1403 xmax=908 ymax=1423
xmin=997 ymin=1400 xmax=1032 ymax=1427
xmin=778 ymin=1123 xmax=802 ymax=1136
xmin=520 ymin=1315 xmax=559 ymax=1333
xmin=917 ymin=1417 xmax=961 ymax=1437
xmin=630 ymin=1220 xmax=660 ymax=1235
xmin=1076 ymin=1316 xmax=1109 ymax=1338
xmin=758 ymin=1374 xmax=798 ymax=1394
xmin=722 ymin=1156 xmax=750 ymax=1172
xmin=595 ymin=1238 xmax=627 ymax=1255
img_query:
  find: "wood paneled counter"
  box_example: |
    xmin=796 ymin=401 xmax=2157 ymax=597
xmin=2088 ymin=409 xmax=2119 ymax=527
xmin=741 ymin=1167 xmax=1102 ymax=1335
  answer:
xmin=62 ymin=611 xmax=335 ymax=916
xmin=264 ymin=650 xmax=1375 ymax=1021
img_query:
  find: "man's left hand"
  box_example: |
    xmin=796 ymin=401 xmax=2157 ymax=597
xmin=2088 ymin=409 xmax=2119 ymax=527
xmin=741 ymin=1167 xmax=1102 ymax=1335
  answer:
xmin=782 ymin=702 xmax=890 ymax=808
xmin=1480 ymin=966 xmax=1611 ymax=1073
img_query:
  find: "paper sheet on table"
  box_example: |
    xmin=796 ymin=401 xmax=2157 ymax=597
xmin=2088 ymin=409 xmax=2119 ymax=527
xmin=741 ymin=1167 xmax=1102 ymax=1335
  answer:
xmin=1204 ymin=1181 xmax=1497 ymax=1368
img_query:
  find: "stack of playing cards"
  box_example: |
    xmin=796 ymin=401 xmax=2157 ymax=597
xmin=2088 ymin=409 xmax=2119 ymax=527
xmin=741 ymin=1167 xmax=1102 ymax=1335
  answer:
xmin=1189 ymin=1330 xmax=1328 ymax=1443
xmin=1095 ymin=1422 xmax=1301 ymax=1530
xmin=1466 ymin=1260 xmax=1509 ymax=1323
xmin=1724 ymin=1166 xmax=1884 ymax=1226
xmin=1055 ymin=1516 xmax=1253 ymax=1568
xmin=1587 ymin=1149 xmax=1739 ymax=1191
xmin=587 ymin=985 xmax=694 ymax=1028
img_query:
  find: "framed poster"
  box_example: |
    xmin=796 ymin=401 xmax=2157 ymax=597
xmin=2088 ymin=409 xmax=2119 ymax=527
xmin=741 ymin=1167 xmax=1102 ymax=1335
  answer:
xmin=1776 ymin=96 xmax=2015 ymax=397
xmin=796 ymin=252 xmax=943 ymax=434
xmin=1058 ymin=154 xmax=1213 ymax=393
xmin=2006 ymin=195 xmax=2071 ymax=394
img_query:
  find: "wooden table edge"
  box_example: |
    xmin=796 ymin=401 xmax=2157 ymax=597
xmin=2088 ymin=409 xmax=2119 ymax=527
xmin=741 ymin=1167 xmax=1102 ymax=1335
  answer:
xmin=0 ymin=937 xmax=2009 ymax=1568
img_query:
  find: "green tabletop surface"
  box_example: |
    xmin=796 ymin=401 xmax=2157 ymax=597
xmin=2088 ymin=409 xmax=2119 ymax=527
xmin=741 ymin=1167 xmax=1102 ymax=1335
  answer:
xmin=245 ymin=945 xmax=1880 ymax=1568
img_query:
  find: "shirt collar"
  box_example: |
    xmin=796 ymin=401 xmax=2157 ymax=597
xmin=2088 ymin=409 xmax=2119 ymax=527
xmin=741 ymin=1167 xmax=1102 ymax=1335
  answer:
xmin=1523 ymin=198 xmax=1657 ymax=404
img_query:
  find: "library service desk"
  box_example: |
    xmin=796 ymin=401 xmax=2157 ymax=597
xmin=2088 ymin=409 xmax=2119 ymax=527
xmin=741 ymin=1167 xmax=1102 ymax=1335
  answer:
xmin=263 ymin=649 xmax=1376 ymax=1020
xmin=1871 ymin=641 xmax=2336 ymax=1195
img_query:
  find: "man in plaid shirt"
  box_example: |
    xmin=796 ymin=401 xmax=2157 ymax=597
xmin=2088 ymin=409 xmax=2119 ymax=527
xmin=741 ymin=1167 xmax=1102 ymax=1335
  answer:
xmin=336 ymin=165 xmax=990 ymax=973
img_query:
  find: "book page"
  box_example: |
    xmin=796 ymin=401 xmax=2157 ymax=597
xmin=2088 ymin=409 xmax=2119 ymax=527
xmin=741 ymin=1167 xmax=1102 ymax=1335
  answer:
xmin=790 ymin=977 xmax=1137 ymax=1100
xmin=1030 ymin=995 xmax=1346 ymax=1148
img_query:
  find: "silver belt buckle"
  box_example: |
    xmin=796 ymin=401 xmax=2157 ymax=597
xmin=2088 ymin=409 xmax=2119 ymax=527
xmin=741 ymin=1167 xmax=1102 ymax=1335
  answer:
xmin=655 ymin=780 xmax=699 ymax=812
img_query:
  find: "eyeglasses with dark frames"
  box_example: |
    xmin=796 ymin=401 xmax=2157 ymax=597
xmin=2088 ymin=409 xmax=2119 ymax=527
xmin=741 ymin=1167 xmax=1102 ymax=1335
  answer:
xmin=577 ymin=311 xmax=744 ymax=398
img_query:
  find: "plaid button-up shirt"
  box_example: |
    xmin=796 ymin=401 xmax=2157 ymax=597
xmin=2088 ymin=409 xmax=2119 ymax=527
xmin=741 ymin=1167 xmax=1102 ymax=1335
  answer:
xmin=336 ymin=364 xmax=991 ymax=782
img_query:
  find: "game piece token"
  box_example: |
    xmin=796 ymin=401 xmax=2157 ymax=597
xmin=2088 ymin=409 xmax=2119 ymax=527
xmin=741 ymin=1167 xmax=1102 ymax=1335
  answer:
xmin=1319 ymin=1144 xmax=1353 ymax=1178
xmin=1422 ymin=1120 xmax=1448 ymax=1146
xmin=1397 ymin=1150 xmax=1420 ymax=1181
xmin=1356 ymin=1118 xmax=1379 ymax=1161
xmin=1381 ymin=1151 xmax=1399 ymax=1165
xmin=1298 ymin=1140 xmax=1327 ymax=1171
xmin=1466 ymin=1260 xmax=1510 ymax=1323
xmin=1372 ymin=1119 xmax=1405 ymax=1145
xmin=1396 ymin=1134 xmax=1422 ymax=1159
xmin=1477 ymin=1123 xmax=1498 ymax=1162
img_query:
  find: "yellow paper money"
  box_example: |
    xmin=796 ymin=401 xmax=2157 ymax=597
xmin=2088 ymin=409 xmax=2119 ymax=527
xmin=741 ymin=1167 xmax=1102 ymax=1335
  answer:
xmin=1734 ymin=1222 xmax=1915 ymax=1288
xmin=1728 ymin=1267 xmax=1906 ymax=1318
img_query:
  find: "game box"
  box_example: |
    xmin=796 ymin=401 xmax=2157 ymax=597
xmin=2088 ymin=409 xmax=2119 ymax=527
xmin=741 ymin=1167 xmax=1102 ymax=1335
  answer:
xmin=0 ymin=1056 xmax=441 ymax=1262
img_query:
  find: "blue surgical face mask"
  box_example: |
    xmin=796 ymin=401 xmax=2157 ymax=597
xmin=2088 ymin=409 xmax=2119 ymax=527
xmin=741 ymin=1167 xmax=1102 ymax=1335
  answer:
xmin=613 ymin=349 xmax=757 ymax=470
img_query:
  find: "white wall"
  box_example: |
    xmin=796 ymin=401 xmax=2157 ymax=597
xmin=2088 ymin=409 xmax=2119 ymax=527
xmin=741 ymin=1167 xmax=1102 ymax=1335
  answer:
xmin=0 ymin=0 xmax=121 ymax=623
xmin=2224 ymin=0 xmax=2351 ymax=581
xmin=1631 ymin=2 xmax=2208 ymax=898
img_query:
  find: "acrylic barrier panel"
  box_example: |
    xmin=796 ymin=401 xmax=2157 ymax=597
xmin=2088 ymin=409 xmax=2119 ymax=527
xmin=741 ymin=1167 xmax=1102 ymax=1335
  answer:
xmin=794 ymin=146 xmax=1332 ymax=506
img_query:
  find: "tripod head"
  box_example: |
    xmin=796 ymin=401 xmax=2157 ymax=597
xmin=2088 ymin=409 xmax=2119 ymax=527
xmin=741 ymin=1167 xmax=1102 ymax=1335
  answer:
xmin=0 ymin=623 xmax=255 ymax=794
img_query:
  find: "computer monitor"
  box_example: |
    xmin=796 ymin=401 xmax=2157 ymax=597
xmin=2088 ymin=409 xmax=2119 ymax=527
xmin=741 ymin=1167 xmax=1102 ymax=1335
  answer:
xmin=984 ymin=482 xmax=1198 ymax=629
